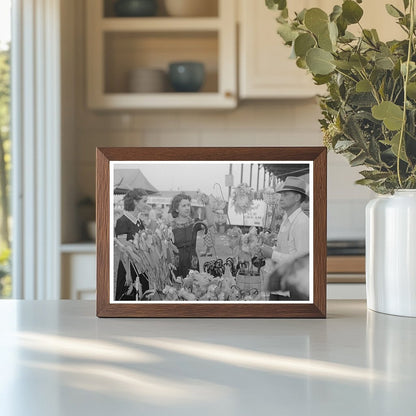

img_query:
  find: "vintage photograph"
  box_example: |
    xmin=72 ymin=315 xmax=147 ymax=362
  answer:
xmin=110 ymin=161 xmax=313 ymax=303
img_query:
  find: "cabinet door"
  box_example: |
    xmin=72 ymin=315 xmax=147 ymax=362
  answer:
xmin=239 ymin=0 xmax=404 ymax=99
xmin=239 ymin=0 xmax=326 ymax=99
xmin=62 ymin=253 xmax=96 ymax=300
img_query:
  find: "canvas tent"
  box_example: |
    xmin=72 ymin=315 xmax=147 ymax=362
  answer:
xmin=114 ymin=168 xmax=158 ymax=194
xmin=262 ymin=163 xmax=310 ymax=180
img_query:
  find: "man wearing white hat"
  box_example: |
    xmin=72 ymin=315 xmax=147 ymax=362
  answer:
xmin=260 ymin=176 xmax=309 ymax=300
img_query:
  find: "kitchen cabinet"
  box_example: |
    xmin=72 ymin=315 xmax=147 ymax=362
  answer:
xmin=238 ymin=0 xmax=325 ymax=99
xmin=327 ymin=256 xmax=366 ymax=299
xmin=86 ymin=0 xmax=237 ymax=109
xmin=61 ymin=245 xmax=96 ymax=300
xmin=238 ymin=0 xmax=404 ymax=99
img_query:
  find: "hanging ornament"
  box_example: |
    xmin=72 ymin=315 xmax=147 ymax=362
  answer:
xmin=232 ymin=183 xmax=254 ymax=214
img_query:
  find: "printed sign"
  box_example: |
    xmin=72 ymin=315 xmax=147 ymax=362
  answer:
xmin=227 ymin=198 xmax=267 ymax=226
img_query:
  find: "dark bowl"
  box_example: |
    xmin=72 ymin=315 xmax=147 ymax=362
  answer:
xmin=168 ymin=62 xmax=205 ymax=92
xmin=114 ymin=0 xmax=158 ymax=17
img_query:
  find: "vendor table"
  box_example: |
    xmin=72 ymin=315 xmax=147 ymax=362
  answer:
xmin=0 ymin=300 xmax=415 ymax=415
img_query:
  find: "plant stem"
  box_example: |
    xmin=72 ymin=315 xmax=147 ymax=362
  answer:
xmin=397 ymin=0 xmax=415 ymax=188
xmin=358 ymin=69 xmax=381 ymax=104
xmin=334 ymin=68 xmax=358 ymax=84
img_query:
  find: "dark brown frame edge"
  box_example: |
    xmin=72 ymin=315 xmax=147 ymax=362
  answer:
xmin=96 ymin=147 xmax=327 ymax=318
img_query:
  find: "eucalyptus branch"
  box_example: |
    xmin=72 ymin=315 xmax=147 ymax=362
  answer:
xmin=358 ymin=69 xmax=381 ymax=104
xmin=390 ymin=79 xmax=398 ymax=101
xmin=393 ymin=85 xmax=404 ymax=103
xmin=397 ymin=0 xmax=415 ymax=188
xmin=334 ymin=68 xmax=358 ymax=84
xmin=398 ymin=24 xmax=410 ymax=35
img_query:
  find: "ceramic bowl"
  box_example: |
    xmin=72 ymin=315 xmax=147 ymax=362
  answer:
xmin=168 ymin=62 xmax=205 ymax=92
xmin=128 ymin=68 xmax=167 ymax=93
xmin=114 ymin=0 xmax=158 ymax=17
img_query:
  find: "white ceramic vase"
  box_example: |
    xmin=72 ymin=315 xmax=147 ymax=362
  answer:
xmin=366 ymin=190 xmax=416 ymax=317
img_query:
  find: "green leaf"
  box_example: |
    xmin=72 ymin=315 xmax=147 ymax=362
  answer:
xmin=296 ymin=57 xmax=308 ymax=69
xmin=296 ymin=8 xmax=307 ymax=23
xmin=339 ymin=31 xmax=356 ymax=43
xmin=356 ymin=79 xmax=372 ymax=92
xmin=389 ymin=132 xmax=409 ymax=162
xmin=401 ymin=61 xmax=416 ymax=76
xmin=294 ymin=33 xmax=316 ymax=58
xmin=348 ymin=92 xmax=377 ymax=107
xmin=362 ymin=29 xmax=376 ymax=46
xmin=372 ymin=101 xmax=404 ymax=131
xmin=328 ymin=21 xmax=338 ymax=45
xmin=403 ymin=0 xmax=410 ymax=10
xmin=306 ymin=48 xmax=335 ymax=75
xmin=277 ymin=23 xmax=298 ymax=43
xmin=350 ymin=54 xmax=368 ymax=70
xmin=385 ymin=4 xmax=404 ymax=18
xmin=276 ymin=14 xmax=287 ymax=24
xmin=330 ymin=5 xmax=342 ymax=22
xmin=289 ymin=44 xmax=297 ymax=59
xmin=342 ymin=0 xmax=364 ymax=24
xmin=375 ymin=55 xmax=395 ymax=70
xmin=369 ymin=136 xmax=382 ymax=163
xmin=371 ymin=29 xmax=380 ymax=43
xmin=350 ymin=152 xmax=367 ymax=167
xmin=266 ymin=0 xmax=287 ymax=11
xmin=313 ymin=74 xmax=332 ymax=85
xmin=355 ymin=178 xmax=377 ymax=186
xmin=408 ymin=109 xmax=416 ymax=138
xmin=344 ymin=114 xmax=367 ymax=147
xmin=333 ymin=60 xmax=352 ymax=70
xmin=318 ymin=27 xmax=334 ymax=52
xmin=336 ymin=15 xmax=348 ymax=36
xmin=304 ymin=8 xmax=329 ymax=35
xmin=334 ymin=140 xmax=355 ymax=151
xmin=378 ymin=78 xmax=386 ymax=100
xmin=407 ymin=82 xmax=416 ymax=99
xmin=393 ymin=60 xmax=402 ymax=79
xmin=360 ymin=170 xmax=391 ymax=181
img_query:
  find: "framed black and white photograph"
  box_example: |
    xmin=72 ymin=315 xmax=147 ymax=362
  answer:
xmin=96 ymin=147 xmax=327 ymax=317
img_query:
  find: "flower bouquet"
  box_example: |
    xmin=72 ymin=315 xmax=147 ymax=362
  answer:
xmin=114 ymin=219 xmax=178 ymax=299
xmin=152 ymin=267 xmax=263 ymax=301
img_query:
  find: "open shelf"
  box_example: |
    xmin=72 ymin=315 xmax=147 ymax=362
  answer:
xmin=87 ymin=0 xmax=236 ymax=109
xmin=103 ymin=0 xmax=219 ymax=18
xmin=104 ymin=31 xmax=218 ymax=94
xmin=101 ymin=17 xmax=221 ymax=31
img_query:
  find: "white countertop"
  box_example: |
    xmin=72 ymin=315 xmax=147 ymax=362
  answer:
xmin=0 ymin=300 xmax=415 ymax=415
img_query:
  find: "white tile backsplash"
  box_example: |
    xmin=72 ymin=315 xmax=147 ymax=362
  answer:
xmin=74 ymin=99 xmax=371 ymax=240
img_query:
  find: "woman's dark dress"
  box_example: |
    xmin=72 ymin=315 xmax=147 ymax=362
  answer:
xmin=172 ymin=218 xmax=205 ymax=278
xmin=115 ymin=215 xmax=149 ymax=300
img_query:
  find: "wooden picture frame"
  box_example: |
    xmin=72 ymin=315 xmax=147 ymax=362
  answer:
xmin=96 ymin=147 xmax=327 ymax=318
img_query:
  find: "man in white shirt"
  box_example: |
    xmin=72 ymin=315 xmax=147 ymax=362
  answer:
xmin=260 ymin=176 xmax=310 ymax=300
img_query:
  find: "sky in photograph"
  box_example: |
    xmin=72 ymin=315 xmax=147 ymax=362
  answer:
xmin=0 ymin=0 xmax=11 ymax=49
xmin=114 ymin=162 xmax=274 ymax=195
